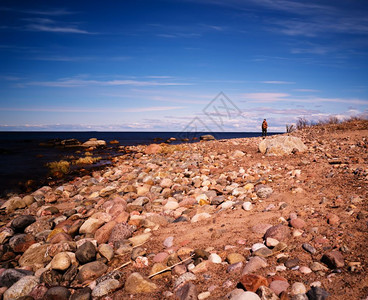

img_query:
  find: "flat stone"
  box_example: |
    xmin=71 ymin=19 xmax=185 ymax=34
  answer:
xmin=251 ymin=224 xmax=273 ymax=234
xmin=19 ymin=243 xmax=52 ymax=268
xmin=9 ymin=234 xmax=36 ymax=253
xmin=264 ymin=225 xmax=290 ymax=242
xmin=285 ymin=258 xmax=300 ymax=268
xmin=242 ymin=257 xmax=268 ymax=274
xmin=227 ymin=253 xmax=246 ymax=264
xmin=44 ymin=286 xmax=71 ymax=300
xmin=321 ymin=251 xmax=344 ymax=268
xmin=191 ymin=213 xmax=211 ymax=223
xmin=253 ymin=247 xmax=273 ymax=258
xmin=94 ymin=220 xmax=117 ymax=245
xmin=269 ymin=280 xmax=290 ymax=296
xmin=302 ymin=243 xmax=317 ymax=255
xmin=76 ymin=261 xmax=108 ymax=283
xmin=79 ymin=218 xmax=105 ymax=234
xmin=98 ymin=243 xmax=114 ymax=261
xmin=124 ymin=272 xmax=158 ymax=293
xmin=129 ymin=233 xmax=151 ymax=246
xmin=3 ymin=276 xmax=39 ymax=300
xmin=92 ymin=278 xmax=121 ymax=297
xmin=239 ymin=274 xmax=268 ymax=292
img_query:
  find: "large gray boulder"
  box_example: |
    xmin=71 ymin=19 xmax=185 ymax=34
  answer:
xmin=259 ymin=136 xmax=307 ymax=156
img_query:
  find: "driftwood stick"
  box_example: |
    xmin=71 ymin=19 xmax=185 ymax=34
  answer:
xmin=148 ymin=254 xmax=194 ymax=279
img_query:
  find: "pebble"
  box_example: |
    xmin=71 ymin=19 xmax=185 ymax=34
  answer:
xmin=256 ymin=286 xmax=279 ymax=300
xmin=75 ymin=241 xmax=96 ymax=264
xmin=125 ymin=272 xmax=158 ymax=293
xmin=208 ymin=253 xmax=222 ymax=263
xmin=98 ymin=243 xmax=114 ymax=261
xmin=269 ymin=280 xmax=290 ymax=296
xmin=242 ymin=257 xmax=268 ymax=274
xmin=264 ymin=225 xmax=291 ymax=241
xmin=3 ymin=276 xmax=39 ymax=300
xmin=50 ymin=252 xmax=71 ymax=271
xmin=291 ymin=282 xmax=307 ymax=295
xmin=44 ymin=286 xmax=71 ymax=300
xmin=174 ymin=272 xmax=197 ymax=289
xmin=302 ymin=243 xmax=317 ymax=255
xmin=175 ymin=282 xmax=198 ymax=300
xmin=0 ymin=269 xmax=33 ymax=288
xmin=306 ymin=286 xmax=329 ymax=300
xmin=227 ymin=253 xmax=246 ymax=264
xmin=242 ymin=202 xmax=253 ymax=211
xmin=92 ymin=278 xmax=121 ymax=297
xmin=239 ymin=274 xmax=268 ymax=292
xmin=321 ymin=250 xmax=345 ymax=268
xmin=163 ymin=236 xmax=174 ymax=248
xmin=11 ymin=216 xmax=36 ymax=232
xmin=76 ymin=261 xmax=108 ymax=283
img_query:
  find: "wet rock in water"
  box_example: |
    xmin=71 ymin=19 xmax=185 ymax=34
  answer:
xmin=70 ymin=287 xmax=92 ymax=300
xmin=75 ymin=241 xmax=96 ymax=264
xmin=200 ymin=135 xmax=215 ymax=141
xmin=239 ymin=274 xmax=268 ymax=292
xmin=76 ymin=261 xmax=108 ymax=283
xmin=82 ymin=139 xmax=106 ymax=148
xmin=306 ymin=286 xmax=329 ymax=300
xmin=0 ymin=269 xmax=33 ymax=288
xmin=108 ymin=223 xmax=135 ymax=244
xmin=321 ymin=251 xmax=344 ymax=268
xmin=3 ymin=276 xmax=39 ymax=300
xmin=11 ymin=215 xmax=36 ymax=232
xmin=175 ymin=282 xmax=198 ymax=300
xmin=50 ymin=252 xmax=71 ymax=271
xmin=44 ymin=286 xmax=71 ymax=300
xmin=92 ymin=278 xmax=122 ymax=297
xmin=264 ymin=225 xmax=290 ymax=242
xmin=124 ymin=272 xmax=158 ymax=294
xmin=259 ymin=136 xmax=307 ymax=156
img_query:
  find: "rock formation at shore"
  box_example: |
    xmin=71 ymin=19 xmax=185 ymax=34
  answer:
xmin=0 ymin=120 xmax=367 ymax=299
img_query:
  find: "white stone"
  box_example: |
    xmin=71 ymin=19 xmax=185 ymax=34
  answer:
xmin=208 ymin=253 xmax=222 ymax=264
xmin=220 ymin=201 xmax=235 ymax=209
xmin=251 ymin=243 xmax=267 ymax=252
xmin=191 ymin=212 xmax=211 ymax=223
xmin=50 ymin=252 xmax=71 ymax=271
xmin=242 ymin=202 xmax=253 ymax=211
xmin=291 ymin=282 xmax=307 ymax=295
xmin=198 ymin=291 xmax=211 ymax=299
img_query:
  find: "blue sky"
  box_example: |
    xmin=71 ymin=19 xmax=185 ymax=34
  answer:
xmin=0 ymin=0 xmax=367 ymax=132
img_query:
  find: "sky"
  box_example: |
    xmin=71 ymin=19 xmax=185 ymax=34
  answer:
xmin=0 ymin=0 xmax=367 ymax=132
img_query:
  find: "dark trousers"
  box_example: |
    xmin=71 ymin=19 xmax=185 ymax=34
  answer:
xmin=262 ymin=128 xmax=267 ymax=137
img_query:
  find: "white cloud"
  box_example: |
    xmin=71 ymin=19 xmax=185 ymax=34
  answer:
xmin=26 ymin=24 xmax=92 ymax=34
xmin=260 ymin=81 xmax=295 ymax=84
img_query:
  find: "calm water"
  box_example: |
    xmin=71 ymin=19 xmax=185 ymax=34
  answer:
xmin=0 ymin=131 xmax=278 ymax=196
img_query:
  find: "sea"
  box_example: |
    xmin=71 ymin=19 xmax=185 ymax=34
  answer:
xmin=0 ymin=131 xmax=280 ymax=197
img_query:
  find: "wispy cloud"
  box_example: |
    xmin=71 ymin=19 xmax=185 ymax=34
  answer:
xmin=26 ymin=24 xmax=92 ymax=34
xmin=293 ymin=89 xmax=319 ymax=92
xmin=260 ymin=81 xmax=295 ymax=84
xmin=27 ymin=78 xmax=193 ymax=87
xmin=0 ymin=7 xmax=74 ymax=16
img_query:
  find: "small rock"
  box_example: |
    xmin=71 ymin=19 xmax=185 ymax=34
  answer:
xmin=299 ymin=266 xmax=312 ymax=274
xmin=98 ymin=243 xmax=114 ymax=261
xmin=302 ymin=243 xmax=316 ymax=255
xmin=9 ymin=234 xmax=36 ymax=253
xmin=242 ymin=257 xmax=268 ymax=274
xmin=291 ymin=294 xmax=308 ymax=300
xmin=75 ymin=241 xmax=96 ymax=264
xmin=44 ymin=286 xmax=71 ymax=300
xmin=310 ymin=262 xmax=328 ymax=272
xmin=0 ymin=269 xmax=33 ymax=288
xmin=191 ymin=213 xmax=211 ymax=223
xmin=306 ymin=286 xmax=329 ymax=300
xmin=175 ymin=282 xmax=198 ymax=300
xmin=208 ymin=253 xmax=222 ymax=264
xmin=11 ymin=215 xmax=36 ymax=232
xmin=124 ymin=272 xmax=158 ymax=293
xmin=70 ymin=287 xmax=92 ymax=300
xmin=256 ymin=187 xmax=273 ymax=199
xmin=253 ymin=247 xmax=273 ymax=258
xmin=76 ymin=261 xmax=108 ymax=283
xmin=289 ymin=218 xmax=306 ymax=229
xmin=227 ymin=262 xmax=244 ymax=274
xmin=252 ymin=224 xmax=273 ymax=234
xmin=266 ymin=238 xmax=279 ymax=247
xmin=51 ymin=252 xmax=71 ymax=271
xmin=163 ymin=236 xmax=174 ymax=248
xmin=264 ymin=225 xmax=290 ymax=242
xmin=227 ymin=253 xmax=246 ymax=264
xmin=242 ymin=202 xmax=253 ymax=211
xmin=198 ymin=291 xmax=211 ymax=299
xmin=79 ymin=218 xmax=104 ymax=234
xmin=3 ymin=276 xmax=39 ymax=300
xmin=108 ymin=223 xmax=135 ymax=244
xmin=321 ymin=251 xmax=344 ymax=268
xmin=256 ymin=286 xmax=279 ymax=300
xmin=269 ymin=280 xmax=290 ymax=296
xmin=291 ymin=282 xmax=306 ymax=295
xmin=326 ymin=213 xmax=340 ymax=225
xmin=285 ymin=258 xmax=300 ymax=269
xmin=174 ymin=272 xmax=197 ymax=289
xmin=92 ymin=278 xmax=121 ymax=297
xmin=129 ymin=233 xmax=151 ymax=246
xmin=239 ymin=274 xmax=268 ymax=292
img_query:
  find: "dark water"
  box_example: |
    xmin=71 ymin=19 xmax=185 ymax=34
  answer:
xmin=0 ymin=131 xmax=279 ymax=196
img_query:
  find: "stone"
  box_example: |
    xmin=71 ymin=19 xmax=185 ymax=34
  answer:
xmin=242 ymin=202 xmax=253 ymax=211
xmin=129 ymin=233 xmax=151 ymax=246
xmin=256 ymin=286 xmax=279 ymax=300
xmin=264 ymin=225 xmax=290 ymax=242
xmin=299 ymin=266 xmax=312 ymax=274
xmin=94 ymin=220 xmax=117 ymax=245
xmin=310 ymin=262 xmax=328 ymax=272
xmin=51 ymin=252 xmax=71 ymax=271
xmin=0 ymin=269 xmax=33 ymax=288
xmin=191 ymin=212 xmax=211 ymax=223
xmin=75 ymin=241 xmax=96 ymax=264
xmin=98 ymin=243 xmax=114 ymax=261
xmin=306 ymin=286 xmax=329 ymax=300
xmin=302 ymin=243 xmax=316 ymax=255
xmin=124 ymin=272 xmax=158 ymax=293
xmin=44 ymin=286 xmax=71 ymax=300
xmin=251 ymin=224 xmax=273 ymax=235
xmin=191 ymin=261 xmax=210 ymax=274
xmin=40 ymin=269 xmax=62 ymax=286
xmin=3 ymin=276 xmax=39 ymax=300
xmin=82 ymin=139 xmax=106 ymax=147
xmin=0 ymin=227 xmax=14 ymax=244
xmin=321 ymin=251 xmax=344 ymax=268
xmin=227 ymin=262 xmax=244 ymax=274
xmin=242 ymin=257 xmax=268 ymax=274
xmin=229 ymin=290 xmax=261 ymax=300
xmin=289 ymin=218 xmax=306 ymax=229
xmin=227 ymin=253 xmax=246 ymax=264
xmin=92 ymin=278 xmax=121 ymax=297
xmin=269 ymin=280 xmax=290 ymax=296
xmin=174 ymin=272 xmax=197 ymax=289
xmin=109 ymin=223 xmax=135 ymax=244
xmin=9 ymin=234 xmax=36 ymax=253
xmin=175 ymin=282 xmax=198 ymax=300
xmin=28 ymin=284 xmax=48 ymax=299
xmin=149 ymin=263 xmax=171 ymax=279
xmin=153 ymin=252 xmax=169 ymax=263
xmin=253 ymin=247 xmax=273 ymax=258
xmin=1 ymin=197 xmax=26 ymax=213
xmin=291 ymin=282 xmax=306 ymax=295
xmin=285 ymin=258 xmax=300 ymax=269
xmin=79 ymin=218 xmax=105 ymax=234
xmin=239 ymin=274 xmax=268 ymax=292
xmin=19 ymin=244 xmax=52 ymax=268
xmin=266 ymin=238 xmax=279 ymax=247
xmin=163 ymin=236 xmax=174 ymax=248
xmin=200 ymin=135 xmax=215 ymax=141
xmin=145 ymin=144 xmax=162 ymax=154
xmin=291 ymin=294 xmax=308 ymax=300
xmin=25 ymin=219 xmax=52 ymax=236
xmin=198 ymin=291 xmax=211 ymax=300
xmin=11 ymin=215 xmax=36 ymax=232
xmin=259 ymin=136 xmax=307 ymax=156
xmin=70 ymin=287 xmax=92 ymax=300
xmin=256 ymin=187 xmax=273 ymax=198
xmin=76 ymin=261 xmax=108 ymax=283
xmin=326 ymin=213 xmax=339 ymax=225
xmin=208 ymin=253 xmax=222 ymax=263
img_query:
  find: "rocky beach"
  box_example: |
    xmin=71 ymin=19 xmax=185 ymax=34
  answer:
xmin=0 ymin=119 xmax=367 ymax=300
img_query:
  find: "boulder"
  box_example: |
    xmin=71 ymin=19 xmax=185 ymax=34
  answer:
xmin=259 ymin=136 xmax=307 ymax=156
xmin=200 ymin=135 xmax=215 ymax=141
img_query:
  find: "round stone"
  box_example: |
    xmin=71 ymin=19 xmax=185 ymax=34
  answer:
xmin=51 ymin=252 xmax=71 ymax=271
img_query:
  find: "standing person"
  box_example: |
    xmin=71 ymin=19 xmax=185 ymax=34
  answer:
xmin=262 ymin=119 xmax=268 ymax=138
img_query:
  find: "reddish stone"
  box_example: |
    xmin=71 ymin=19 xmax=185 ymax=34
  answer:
xmin=289 ymin=218 xmax=306 ymax=229
xmin=269 ymin=280 xmax=290 ymax=296
xmin=49 ymin=232 xmax=73 ymax=244
xmin=113 ymin=211 xmax=130 ymax=223
xmin=94 ymin=220 xmax=117 ymax=244
xmin=267 ymin=275 xmax=288 ymax=285
xmin=240 ymin=274 xmax=268 ymax=292
xmin=321 ymin=251 xmax=344 ymax=268
xmin=326 ymin=213 xmax=340 ymax=225
xmin=9 ymin=234 xmax=36 ymax=253
xmin=145 ymin=144 xmax=162 ymax=154
xmin=264 ymin=225 xmax=290 ymax=241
